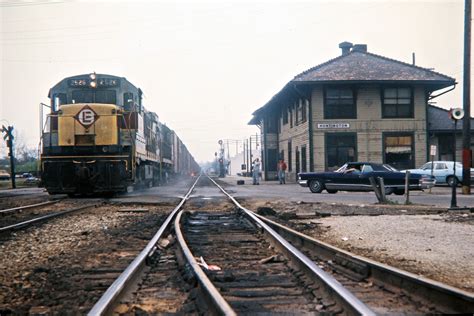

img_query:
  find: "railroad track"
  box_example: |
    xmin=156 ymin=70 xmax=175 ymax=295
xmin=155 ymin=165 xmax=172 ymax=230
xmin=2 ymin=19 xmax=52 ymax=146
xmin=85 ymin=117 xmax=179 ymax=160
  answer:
xmin=87 ymin=175 xmax=474 ymax=314
xmin=209 ymin=177 xmax=474 ymax=314
xmin=0 ymin=200 xmax=99 ymax=234
xmin=0 ymin=196 xmax=200 ymax=313
xmin=91 ymin=176 xmax=373 ymax=315
xmin=0 ymin=200 xmax=62 ymax=215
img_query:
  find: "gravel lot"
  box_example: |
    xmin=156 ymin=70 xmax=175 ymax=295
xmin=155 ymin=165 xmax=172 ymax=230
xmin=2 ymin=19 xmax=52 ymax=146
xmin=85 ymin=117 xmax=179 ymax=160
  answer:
xmin=239 ymin=197 xmax=474 ymax=293
xmin=316 ymin=213 xmax=474 ymax=292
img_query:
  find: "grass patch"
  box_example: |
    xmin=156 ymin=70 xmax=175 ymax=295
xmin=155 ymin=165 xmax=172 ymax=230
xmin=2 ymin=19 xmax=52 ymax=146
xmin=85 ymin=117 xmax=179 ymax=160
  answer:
xmin=0 ymin=178 xmax=37 ymax=190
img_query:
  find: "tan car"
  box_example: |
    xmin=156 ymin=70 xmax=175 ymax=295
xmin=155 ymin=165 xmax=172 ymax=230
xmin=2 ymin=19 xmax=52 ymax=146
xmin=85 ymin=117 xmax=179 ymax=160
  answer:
xmin=0 ymin=170 xmax=10 ymax=180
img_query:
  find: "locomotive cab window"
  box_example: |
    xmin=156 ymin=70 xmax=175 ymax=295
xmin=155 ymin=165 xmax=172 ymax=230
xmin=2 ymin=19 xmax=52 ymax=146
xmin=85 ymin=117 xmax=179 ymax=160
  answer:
xmin=52 ymin=93 xmax=67 ymax=109
xmin=71 ymin=90 xmax=116 ymax=104
xmin=123 ymin=92 xmax=134 ymax=111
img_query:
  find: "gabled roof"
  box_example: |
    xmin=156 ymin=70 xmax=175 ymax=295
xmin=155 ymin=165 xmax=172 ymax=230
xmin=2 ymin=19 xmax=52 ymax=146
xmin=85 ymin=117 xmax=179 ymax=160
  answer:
xmin=293 ymin=51 xmax=455 ymax=83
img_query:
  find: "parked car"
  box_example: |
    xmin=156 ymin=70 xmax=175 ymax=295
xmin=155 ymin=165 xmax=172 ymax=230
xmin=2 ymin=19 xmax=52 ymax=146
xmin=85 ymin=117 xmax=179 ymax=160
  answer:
xmin=298 ymin=162 xmax=434 ymax=194
xmin=25 ymin=176 xmax=40 ymax=185
xmin=403 ymin=161 xmax=474 ymax=186
xmin=22 ymin=173 xmax=33 ymax=178
xmin=0 ymin=170 xmax=10 ymax=180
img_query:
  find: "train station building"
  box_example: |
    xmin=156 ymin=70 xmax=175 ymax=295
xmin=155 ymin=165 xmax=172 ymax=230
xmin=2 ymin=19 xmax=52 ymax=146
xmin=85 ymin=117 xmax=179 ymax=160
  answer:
xmin=249 ymin=42 xmax=474 ymax=181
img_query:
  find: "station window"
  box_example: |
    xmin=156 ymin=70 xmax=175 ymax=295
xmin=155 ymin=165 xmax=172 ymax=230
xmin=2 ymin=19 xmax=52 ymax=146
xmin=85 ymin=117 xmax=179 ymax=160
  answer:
xmin=301 ymin=146 xmax=307 ymax=172
xmin=266 ymin=116 xmax=278 ymax=133
xmin=382 ymin=87 xmax=413 ymax=118
xmin=282 ymin=107 xmax=288 ymax=125
xmin=295 ymin=101 xmax=299 ymax=124
xmin=383 ymin=132 xmax=414 ymax=169
xmin=325 ymin=133 xmax=357 ymax=170
xmin=289 ymin=107 xmax=293 ymax=128
xmin=324 ymin=87 xmax=356 ymax=119
xmin=438 ymin=134 xmax=455 ymax=161
xmin=288 ymin=140 xmax=292 ymax=171
xmin=267 ymin=149 xmax=278 ymax=172
xmin=295 ymin=146 xmax=300 ymax=173
xmin=296 ymin=99 xmax=308 ymax=125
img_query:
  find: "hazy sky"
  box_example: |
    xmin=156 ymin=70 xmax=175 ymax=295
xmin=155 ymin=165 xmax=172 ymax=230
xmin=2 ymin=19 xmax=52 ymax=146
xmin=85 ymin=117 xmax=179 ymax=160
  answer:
xmin=0 ymin=0 xmax=468 ymax=162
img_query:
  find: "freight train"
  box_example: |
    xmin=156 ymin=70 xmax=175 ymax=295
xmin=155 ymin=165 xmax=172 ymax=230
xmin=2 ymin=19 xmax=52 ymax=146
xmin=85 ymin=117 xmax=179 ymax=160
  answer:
xmin=40 ymin=73 xmax=200 ymax=195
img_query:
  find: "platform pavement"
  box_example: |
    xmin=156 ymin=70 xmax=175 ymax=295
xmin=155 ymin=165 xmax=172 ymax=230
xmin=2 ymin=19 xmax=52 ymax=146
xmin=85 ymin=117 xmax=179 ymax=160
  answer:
xmin=218 ymin=175 xmax=284 ymax=186
xmin=214 ymin=174 xmax=474 ymax=208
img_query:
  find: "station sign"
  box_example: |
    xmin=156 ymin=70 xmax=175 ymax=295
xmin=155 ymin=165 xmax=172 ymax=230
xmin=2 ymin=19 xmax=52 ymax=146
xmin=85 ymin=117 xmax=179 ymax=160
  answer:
xmin=317 ymin=123 xmax=350 ymax=129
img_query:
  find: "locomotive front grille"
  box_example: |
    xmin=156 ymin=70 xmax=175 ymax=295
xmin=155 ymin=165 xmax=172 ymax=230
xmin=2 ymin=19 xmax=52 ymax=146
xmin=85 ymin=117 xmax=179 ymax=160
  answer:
xmin=75 ymin=134 xmax=95 ymax=145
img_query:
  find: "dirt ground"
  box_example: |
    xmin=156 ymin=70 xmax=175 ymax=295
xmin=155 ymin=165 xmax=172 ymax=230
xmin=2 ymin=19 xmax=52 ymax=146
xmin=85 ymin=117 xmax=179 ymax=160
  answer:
xmin=240 ymin=198 xmax=474 ymax=293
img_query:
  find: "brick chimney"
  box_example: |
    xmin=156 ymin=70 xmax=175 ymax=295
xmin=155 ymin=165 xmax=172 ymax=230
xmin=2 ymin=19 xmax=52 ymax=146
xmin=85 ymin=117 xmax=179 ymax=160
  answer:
xmin=339 ymin=41 xmax=353 ymax=55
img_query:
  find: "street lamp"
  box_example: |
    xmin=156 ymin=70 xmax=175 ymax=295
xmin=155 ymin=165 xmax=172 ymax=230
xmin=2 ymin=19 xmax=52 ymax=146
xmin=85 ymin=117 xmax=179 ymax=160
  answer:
xmin=449 ymin=108 xmax=464 ymax=209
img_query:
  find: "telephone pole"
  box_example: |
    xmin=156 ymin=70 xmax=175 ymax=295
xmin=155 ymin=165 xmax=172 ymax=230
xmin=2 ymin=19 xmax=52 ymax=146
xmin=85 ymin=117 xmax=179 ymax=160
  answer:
xmin=2 ymin=125 xmax=16 ymax=189
xmin=462 ymin=0 xmax=472 ymax=194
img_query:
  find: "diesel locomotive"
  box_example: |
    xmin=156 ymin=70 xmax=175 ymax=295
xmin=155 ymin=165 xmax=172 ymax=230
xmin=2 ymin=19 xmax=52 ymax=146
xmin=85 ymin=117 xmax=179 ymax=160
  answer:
xmin=40 ymin=73 xmax=199 ymax=195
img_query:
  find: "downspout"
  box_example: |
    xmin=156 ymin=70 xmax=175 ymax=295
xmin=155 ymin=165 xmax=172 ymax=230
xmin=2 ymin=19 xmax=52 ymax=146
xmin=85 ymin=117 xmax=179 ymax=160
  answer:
xmin=426 ymin=89 xmax=431 ymax=162
xmin=263 ymin=117 xmax=268 ymax=180
xmin=427 ymin=83 xmax=457 ymax=162
xmin=308 ymin=93 xmax=314 ymax=172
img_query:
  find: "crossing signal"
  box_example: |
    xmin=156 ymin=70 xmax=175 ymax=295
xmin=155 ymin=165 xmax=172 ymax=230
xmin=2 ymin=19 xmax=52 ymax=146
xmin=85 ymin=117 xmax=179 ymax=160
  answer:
xmin=1 ymin=125 xmax=16 ymax=189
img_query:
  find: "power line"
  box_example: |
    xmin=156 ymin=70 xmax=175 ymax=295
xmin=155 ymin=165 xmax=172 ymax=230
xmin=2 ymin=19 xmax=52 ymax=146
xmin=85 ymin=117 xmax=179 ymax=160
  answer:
xmin=0 ymin=0 xmax=64 ymax=8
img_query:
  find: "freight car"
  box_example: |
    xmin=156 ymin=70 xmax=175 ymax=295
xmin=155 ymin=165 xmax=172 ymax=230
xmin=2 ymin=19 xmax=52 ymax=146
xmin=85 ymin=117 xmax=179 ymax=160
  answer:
xmin=40 ymin=73 xmax=199 ymax=195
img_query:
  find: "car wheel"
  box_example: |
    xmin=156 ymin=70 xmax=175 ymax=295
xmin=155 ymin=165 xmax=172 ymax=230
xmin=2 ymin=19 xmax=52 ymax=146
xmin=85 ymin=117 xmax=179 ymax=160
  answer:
xmin=446 ymin=176 xmax=459 ymax=187
xmin=309 ymin=179 xmax=324 ymax=193
xmin=326 ymin=189 xmax=338 ymax=194
xmin=394 ymin=189 xmax=405 ymax=195
xmin=384 ymin=187 xmax=395 ymax=195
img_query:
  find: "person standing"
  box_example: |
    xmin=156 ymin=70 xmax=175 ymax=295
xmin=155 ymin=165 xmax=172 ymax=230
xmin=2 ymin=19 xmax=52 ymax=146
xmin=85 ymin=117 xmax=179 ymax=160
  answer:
xmin=278 ymin=159 xmax=287 ymax=184
xmin=252 ymin=158 xmax=261 ymax=185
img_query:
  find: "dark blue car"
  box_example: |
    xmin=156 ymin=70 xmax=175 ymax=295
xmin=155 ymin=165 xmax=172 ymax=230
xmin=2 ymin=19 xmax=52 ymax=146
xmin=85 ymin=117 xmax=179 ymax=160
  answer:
xmin=298 ymin=162 xmax=434 ymax=195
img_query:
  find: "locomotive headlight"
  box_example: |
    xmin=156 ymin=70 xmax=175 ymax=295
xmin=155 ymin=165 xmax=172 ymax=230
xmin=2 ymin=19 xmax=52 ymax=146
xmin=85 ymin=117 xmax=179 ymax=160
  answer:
xmin=90 ymin=73 xmax=96 ymax=80
xmin=90 ymin=81 xmax=97 ymax=88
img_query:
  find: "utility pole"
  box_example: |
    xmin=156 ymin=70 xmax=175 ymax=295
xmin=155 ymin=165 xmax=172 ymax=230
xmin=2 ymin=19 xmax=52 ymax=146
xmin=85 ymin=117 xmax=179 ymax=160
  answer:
xmin=462 ymin=0 xmax=472 ymax=194
xmin=249 ymin=136 xmax=253 ymax=167
xmin=247 ymin=139 xmax=250 ymax=176
xmin=2 ymin=125 xmax=16 ymax=189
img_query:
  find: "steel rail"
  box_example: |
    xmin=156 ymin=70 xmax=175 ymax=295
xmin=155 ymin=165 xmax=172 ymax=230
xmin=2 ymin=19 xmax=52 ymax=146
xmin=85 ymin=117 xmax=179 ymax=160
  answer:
xmin=174 ymin=210 xmax=237 ymax=316
xmin=88 ymin=175 xmax=201 ymax=316
xmin=208 ymin=176 xmax=376 ymax=316
xmin=0 ymin=203 xmax=98 ymax=233
xmin=253 ymin=212 xmax=474 ymax=313
xmin=0 ymin=199 xmax=62 ymax=215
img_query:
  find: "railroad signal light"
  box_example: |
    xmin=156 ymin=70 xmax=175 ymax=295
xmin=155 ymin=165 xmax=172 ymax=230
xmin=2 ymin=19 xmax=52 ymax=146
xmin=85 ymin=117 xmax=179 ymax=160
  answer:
xmin=449 ymin=108 xmax=464 ymax=120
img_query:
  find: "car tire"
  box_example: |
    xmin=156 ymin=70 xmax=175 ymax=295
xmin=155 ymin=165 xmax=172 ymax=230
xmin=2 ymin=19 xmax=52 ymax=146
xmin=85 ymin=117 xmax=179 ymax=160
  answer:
xmin=309 ymin=179 xmax=324 ymax=193
xmin=326 ymin=189 xmax=338 ymax=194
xmin=446 ymin=176 xmax=459 ymax=187
xmin=394 ymin=189 xmax=405 ymax=195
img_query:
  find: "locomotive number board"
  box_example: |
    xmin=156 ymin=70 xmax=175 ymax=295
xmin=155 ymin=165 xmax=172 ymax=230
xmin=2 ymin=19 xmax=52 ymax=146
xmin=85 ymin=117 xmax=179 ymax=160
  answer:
xmin=68 ymin=78 xmax=119 ymax=87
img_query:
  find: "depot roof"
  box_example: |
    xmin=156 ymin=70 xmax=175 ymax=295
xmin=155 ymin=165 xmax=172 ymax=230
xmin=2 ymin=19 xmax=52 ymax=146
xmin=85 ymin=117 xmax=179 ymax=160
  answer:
xmin=250 ymin=43 xmax=456 ymax=125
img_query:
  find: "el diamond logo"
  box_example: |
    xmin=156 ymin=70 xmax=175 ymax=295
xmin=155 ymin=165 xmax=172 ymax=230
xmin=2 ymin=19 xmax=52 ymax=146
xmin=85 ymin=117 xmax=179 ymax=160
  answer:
xmin=75 ymin=105 xmax=99 ymax=127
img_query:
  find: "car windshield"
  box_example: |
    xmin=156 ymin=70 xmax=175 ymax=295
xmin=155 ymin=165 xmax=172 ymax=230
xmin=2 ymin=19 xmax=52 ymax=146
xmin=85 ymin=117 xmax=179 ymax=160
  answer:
xmin=335 ymin=163 xmax=397 ymax=173
xmin=382 ymin=164 xmax=399 ymax=172
xmin=335 ymin=164 xmax=348 ymax=173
